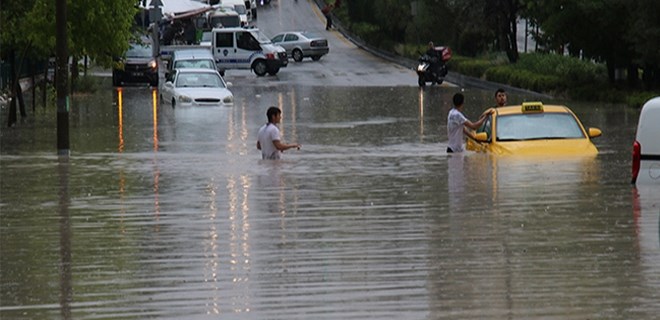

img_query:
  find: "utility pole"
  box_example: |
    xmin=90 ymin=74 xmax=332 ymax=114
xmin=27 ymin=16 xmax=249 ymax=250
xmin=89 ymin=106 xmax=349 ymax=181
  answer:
xmin=56 ymin=0 xmax=69 ymax=155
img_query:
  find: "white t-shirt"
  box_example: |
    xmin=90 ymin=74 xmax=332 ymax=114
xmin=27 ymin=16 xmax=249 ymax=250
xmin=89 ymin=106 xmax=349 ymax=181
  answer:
xmin=447 ymin=108 xmax=468 ymax=152
xmin=258 ymin=123 xmax=281 ymax=159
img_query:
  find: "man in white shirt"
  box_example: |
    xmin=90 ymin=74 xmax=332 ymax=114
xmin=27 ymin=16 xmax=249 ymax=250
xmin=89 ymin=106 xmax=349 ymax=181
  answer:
xmin=447 ymin=93 xmax=490 ymax=153
xmin=257 ymin=107 xmax=301 ymax=159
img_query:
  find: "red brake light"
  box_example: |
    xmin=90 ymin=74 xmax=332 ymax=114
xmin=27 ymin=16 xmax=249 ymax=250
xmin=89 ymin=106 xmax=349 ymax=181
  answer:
xmin=632 ymin=140 xmax=641 ymax=184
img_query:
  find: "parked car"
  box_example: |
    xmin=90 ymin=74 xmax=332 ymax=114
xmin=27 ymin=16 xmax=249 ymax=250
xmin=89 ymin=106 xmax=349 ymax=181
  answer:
xmin=466 ymin=102 xmax=602 ymax=156
xmin=112 ymin=41 xmax=159 ymax=87
xmin=160 ymin=68 xmax=233 ymax=108
xmin=270 ymin=31 xmax=329 ymax=62
xmin=632 ymin=96 xmax=660 ymax=184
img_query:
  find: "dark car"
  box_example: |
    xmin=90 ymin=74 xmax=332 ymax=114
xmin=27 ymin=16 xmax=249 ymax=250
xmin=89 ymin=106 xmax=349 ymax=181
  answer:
xmin=112 ymin=42 xmax=159 ymax=87
xmin=270 ymin=31 xmax=329 ymax=62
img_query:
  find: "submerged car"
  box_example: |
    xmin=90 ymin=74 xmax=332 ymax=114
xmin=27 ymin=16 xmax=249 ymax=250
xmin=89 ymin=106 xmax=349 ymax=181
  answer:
xmin=113 ymin=41 xmax=159 ymax=87
xmin=160 ymin=68 xmax=233 ymax=108
xmin=466 ymin=102 xmax=602 ymax=156
xmin=632 ymin=96 xmax=660 ymax=184
xmin=270 ymin=31 xmax=329 ymax=62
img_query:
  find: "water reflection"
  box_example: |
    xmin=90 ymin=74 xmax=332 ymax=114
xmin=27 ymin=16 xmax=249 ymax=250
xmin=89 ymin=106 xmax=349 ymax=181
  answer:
xmin=1 ymin=84 xmax=658 ymax=319
xmin=58 ymin=156 xmax=72 ymax=320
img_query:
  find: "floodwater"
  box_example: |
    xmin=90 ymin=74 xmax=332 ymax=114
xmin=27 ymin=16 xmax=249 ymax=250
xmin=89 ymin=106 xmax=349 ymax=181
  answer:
xmin=1 ymin=82 xmax=658 ymax=319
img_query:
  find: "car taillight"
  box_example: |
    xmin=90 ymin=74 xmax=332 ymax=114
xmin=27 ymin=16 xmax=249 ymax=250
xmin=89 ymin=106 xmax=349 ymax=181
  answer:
xmin=310 ymin=40 xmax=322 ymax=47
xmin=632 ymin=140 xmax=641 ymax=184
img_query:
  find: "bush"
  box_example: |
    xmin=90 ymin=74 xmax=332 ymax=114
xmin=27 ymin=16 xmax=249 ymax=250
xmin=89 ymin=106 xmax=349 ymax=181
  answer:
xmin=626 ymin=91 xmax=659 ymax=108
xmin=455 ymin=59 xmax=493 ymax=78
xmin=350 ymin=22 xmax=382 ymax=46
xmin=72 ymin=76 xmax=100 ymax=93
xmin=485 ymin=65 xmax=561 ymax=92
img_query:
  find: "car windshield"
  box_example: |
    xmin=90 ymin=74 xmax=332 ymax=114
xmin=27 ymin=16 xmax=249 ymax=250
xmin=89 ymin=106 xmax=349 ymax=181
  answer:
xmin=233 ymin=4 xmax=247 ymax=14
xmin=174 ymin=59 xmax=215 ymax=69
xmin=252 ymin=30 xmax=273 ymax=44
xmin=496 ymin=113 xmax=585 ymax=141
xmin=126 ymin=43 xmax=152 ymax=58
xmin=175 ymin=73 xmax=225 ymax=88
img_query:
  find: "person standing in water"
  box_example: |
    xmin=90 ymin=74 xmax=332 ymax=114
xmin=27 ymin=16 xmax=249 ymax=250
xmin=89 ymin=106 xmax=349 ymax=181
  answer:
xmin=447 ymin=93 xmax=490 ymax=153
xmin=257 ymin=107 xmax=301 ymax=160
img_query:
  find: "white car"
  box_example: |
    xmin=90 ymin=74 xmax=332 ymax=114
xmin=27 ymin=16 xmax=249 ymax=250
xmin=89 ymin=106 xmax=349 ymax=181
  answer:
xmin=160 ymin=68 xmax=233 ymax=108
xmin=632 ymin=96 xmax=660 ymax=184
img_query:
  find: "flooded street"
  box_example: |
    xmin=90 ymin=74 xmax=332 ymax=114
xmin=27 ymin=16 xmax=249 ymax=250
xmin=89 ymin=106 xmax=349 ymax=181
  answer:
xmin=1 ymin=83 xmax=659 ymax=319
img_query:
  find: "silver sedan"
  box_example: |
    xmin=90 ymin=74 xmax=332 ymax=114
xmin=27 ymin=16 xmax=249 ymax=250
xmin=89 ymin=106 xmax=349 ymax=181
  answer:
xmin=160 ymin=68 xmax=234 ymax=108
xmin=270 ymin=31 xmax=329 ymax=62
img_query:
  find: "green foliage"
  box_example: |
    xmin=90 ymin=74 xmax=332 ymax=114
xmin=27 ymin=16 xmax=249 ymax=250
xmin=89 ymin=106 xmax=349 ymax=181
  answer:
xmin=626 ymin=91 xmax=659 ymax=109
xmin=485 ymin=65 xmax=561 ymax=92
xmin=351 ymin=22 xmax=383 ymax=46
xmin=72 ymin=76 xmax=100 ymax=94
xmin=455 ymin=59 xmax=496 ymax=78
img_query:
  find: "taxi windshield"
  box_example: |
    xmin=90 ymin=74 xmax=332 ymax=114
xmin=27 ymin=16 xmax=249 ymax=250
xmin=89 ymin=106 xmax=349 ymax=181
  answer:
xmin=496 ymin=113 xmax=585 ymax=141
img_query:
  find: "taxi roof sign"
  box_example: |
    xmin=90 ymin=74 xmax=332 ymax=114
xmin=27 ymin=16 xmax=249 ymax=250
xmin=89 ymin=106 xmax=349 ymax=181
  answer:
xmin=522 ymin=102 xmax=544 ymax=113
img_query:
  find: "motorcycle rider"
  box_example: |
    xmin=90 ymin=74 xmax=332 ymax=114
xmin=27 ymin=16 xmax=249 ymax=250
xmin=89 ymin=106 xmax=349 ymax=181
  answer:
xmin=425 ymin=41 xmax=441 ymax=79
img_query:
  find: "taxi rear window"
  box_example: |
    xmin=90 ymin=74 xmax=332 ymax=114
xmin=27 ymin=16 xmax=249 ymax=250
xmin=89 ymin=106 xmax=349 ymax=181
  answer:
xmin=496 ymin=113 xmax=584 ymax=141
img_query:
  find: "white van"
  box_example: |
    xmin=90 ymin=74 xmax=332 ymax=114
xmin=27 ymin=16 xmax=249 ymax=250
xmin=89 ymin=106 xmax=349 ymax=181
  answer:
xmin=632 ymin=96 xmax=660 ymax=184
xmin=222 ymin=0 xmax=251 ymax=26
xmin=212 ymin=27 xmax=287 ymax=76
xmin=159 ymin=27 xmax=287 ymax=76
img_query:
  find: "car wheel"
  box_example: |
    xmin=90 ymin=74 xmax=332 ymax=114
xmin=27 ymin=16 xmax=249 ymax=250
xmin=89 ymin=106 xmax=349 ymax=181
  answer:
xmin=311 ymin=55 xmax=322 ymax=61
xmin=418 ymin=76 xmax=426 ymax=87
xmin=252 ymin=60 xmax=267 ymax=76
xmin=267 ymin=66 xmax=280 ymax=76
xmin=292 ymin=49 xmax=304 ymax=62
xmin=112 ymin=72 xmax=121 ymax=87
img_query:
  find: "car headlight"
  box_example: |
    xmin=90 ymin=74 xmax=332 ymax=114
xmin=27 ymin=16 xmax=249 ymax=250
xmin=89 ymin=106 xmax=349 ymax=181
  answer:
xmin=149 ymin=60 xmax=157 ymax=70
xmin=178 ymin=95 xmax=192 ymax=103
xmin=223 ymin=96 xmax=234 ymax=104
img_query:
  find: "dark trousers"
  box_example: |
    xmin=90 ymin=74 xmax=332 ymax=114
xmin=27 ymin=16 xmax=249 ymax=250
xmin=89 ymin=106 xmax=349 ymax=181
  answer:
xmin=325 ymin=15 xmax=332 ymax=30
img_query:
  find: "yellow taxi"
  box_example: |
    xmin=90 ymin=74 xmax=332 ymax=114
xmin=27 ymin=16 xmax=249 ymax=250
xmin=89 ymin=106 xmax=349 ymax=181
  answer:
xmin=466 ymin=102 xmax=602 ymax=156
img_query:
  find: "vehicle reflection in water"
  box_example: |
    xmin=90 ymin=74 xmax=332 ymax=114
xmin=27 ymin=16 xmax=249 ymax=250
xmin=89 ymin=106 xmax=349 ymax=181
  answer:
xmin=631 ymin=185 xmax=660 ymax=307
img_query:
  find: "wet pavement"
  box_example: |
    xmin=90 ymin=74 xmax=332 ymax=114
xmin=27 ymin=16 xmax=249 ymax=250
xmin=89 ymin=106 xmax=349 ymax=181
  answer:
xmin=1 ymin=82 xmax=658 ymax=319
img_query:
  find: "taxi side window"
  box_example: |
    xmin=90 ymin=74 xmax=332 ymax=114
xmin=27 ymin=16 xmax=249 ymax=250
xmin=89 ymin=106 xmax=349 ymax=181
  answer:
xmin=476 ymin=114 xmax=492 ymax=141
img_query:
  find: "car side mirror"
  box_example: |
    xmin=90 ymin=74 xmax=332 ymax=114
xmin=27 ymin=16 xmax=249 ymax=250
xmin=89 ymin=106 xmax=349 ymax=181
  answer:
xmin=588 ymin=127 xmax=602 ymax=138
xmin=473 ymin=132 xmax=489 ymax=142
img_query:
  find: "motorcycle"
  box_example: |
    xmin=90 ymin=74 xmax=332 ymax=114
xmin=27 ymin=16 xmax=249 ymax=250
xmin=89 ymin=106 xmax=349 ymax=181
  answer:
xmin=416 ymin=46 xmax=451 ymax=87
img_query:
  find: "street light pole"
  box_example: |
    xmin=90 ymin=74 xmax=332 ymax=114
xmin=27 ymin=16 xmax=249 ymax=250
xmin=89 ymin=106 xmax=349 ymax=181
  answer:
xmin=56 ymin=0 xmax=69 ymax=156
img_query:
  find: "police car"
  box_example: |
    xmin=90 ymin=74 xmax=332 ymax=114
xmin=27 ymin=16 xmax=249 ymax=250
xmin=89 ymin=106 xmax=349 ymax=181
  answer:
xmin=466 ymin=102 xmax=602 ymax=156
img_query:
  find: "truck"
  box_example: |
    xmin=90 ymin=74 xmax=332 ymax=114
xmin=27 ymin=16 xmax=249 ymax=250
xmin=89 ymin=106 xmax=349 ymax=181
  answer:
xmin=157 ymin=27 xmax=288 ymax=77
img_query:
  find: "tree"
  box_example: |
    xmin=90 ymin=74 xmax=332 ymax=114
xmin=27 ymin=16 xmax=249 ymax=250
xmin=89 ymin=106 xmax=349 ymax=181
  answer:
xmin=1 ymin=0 xmax=138 ymax=98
